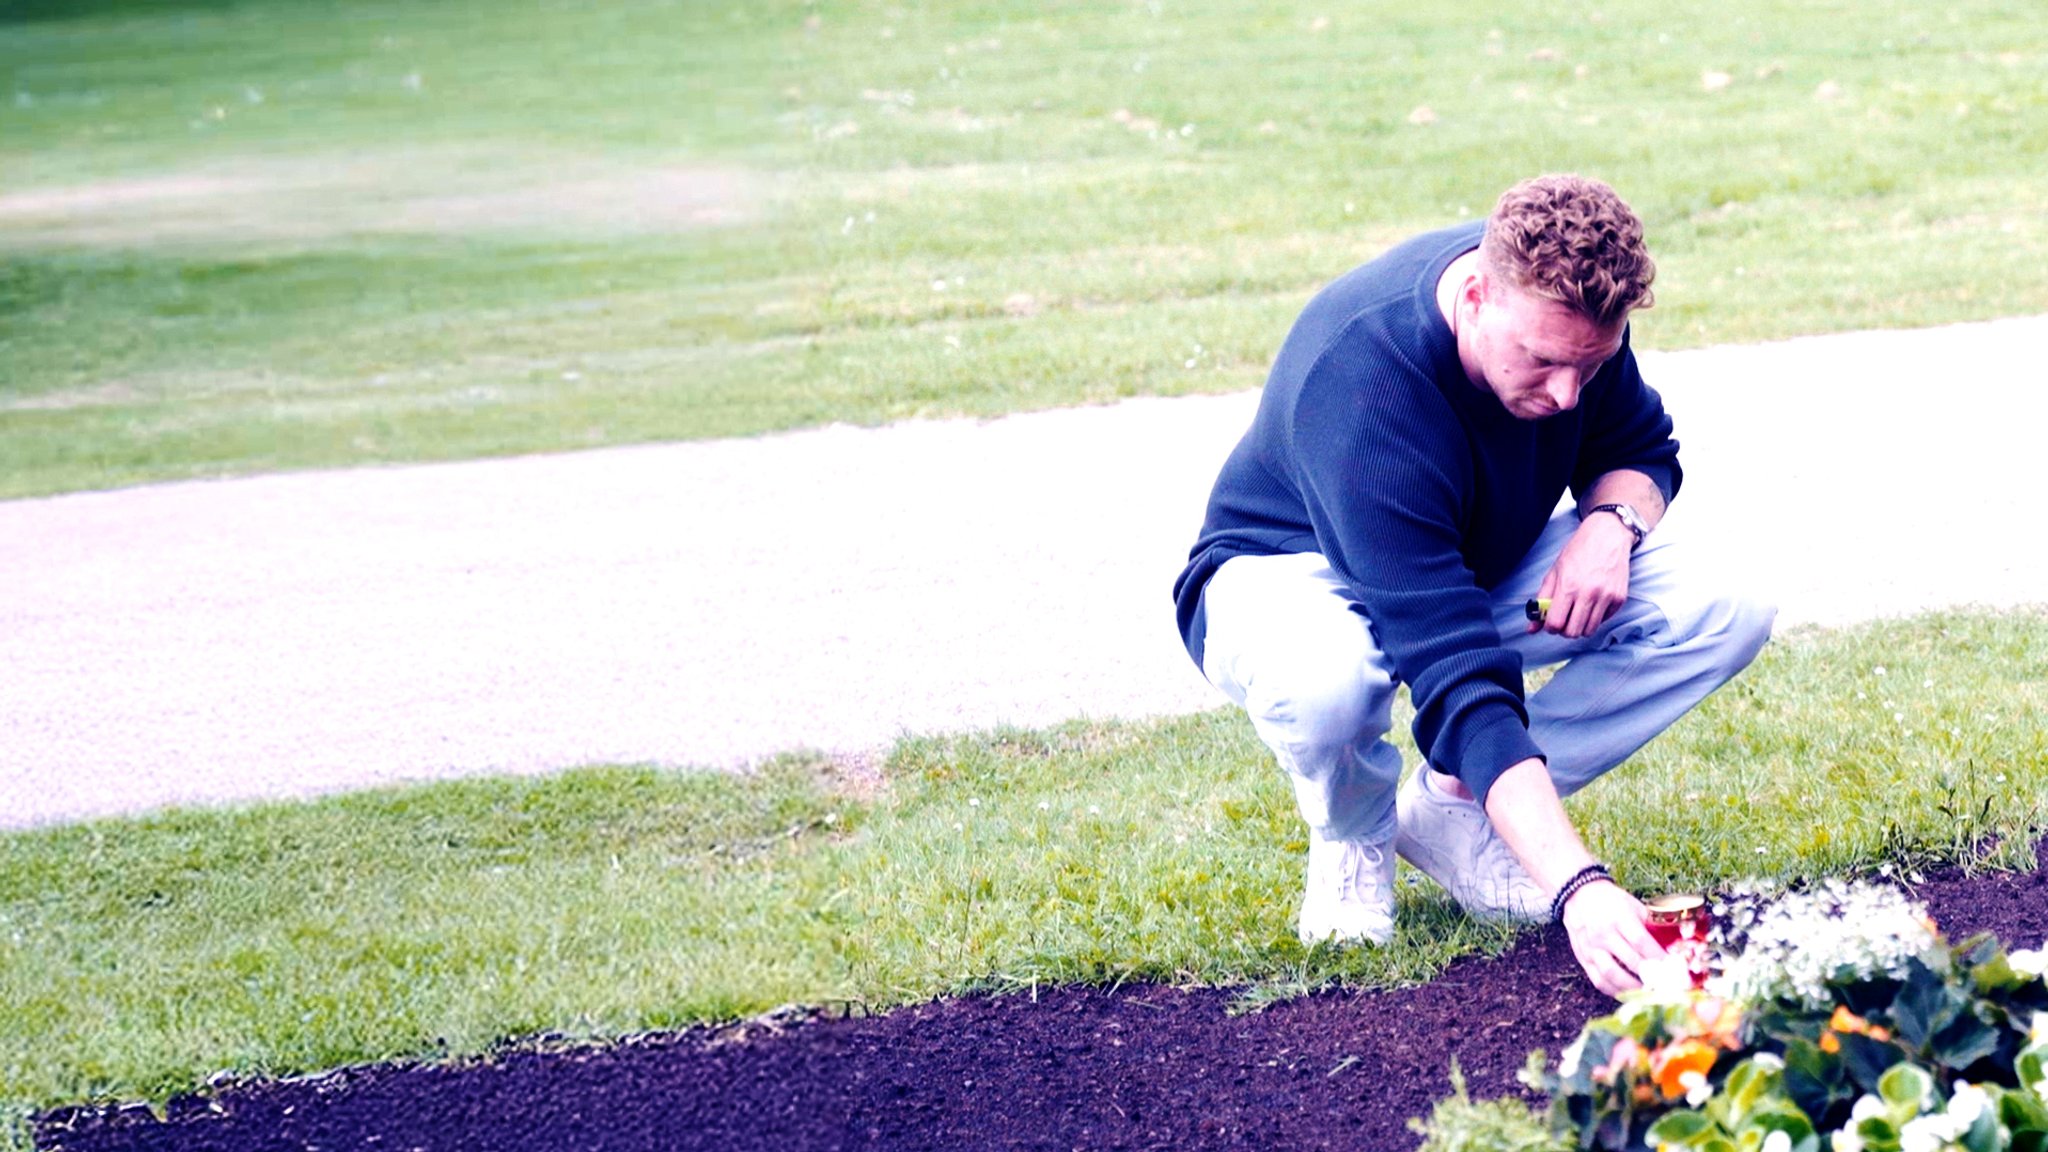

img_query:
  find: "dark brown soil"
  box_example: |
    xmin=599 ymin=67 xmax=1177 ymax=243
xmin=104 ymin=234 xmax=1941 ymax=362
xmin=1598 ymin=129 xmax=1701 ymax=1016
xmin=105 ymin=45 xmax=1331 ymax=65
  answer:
xmin=37 ymin=850 xmax=2048 ymax=1152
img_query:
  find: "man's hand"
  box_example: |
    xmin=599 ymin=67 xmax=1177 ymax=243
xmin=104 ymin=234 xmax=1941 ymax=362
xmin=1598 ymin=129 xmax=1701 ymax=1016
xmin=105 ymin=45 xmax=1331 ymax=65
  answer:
xmin=1529 ymin=515 xmax=1634 ymax=639
xmin=1558 ymin=880 xmax=1664 ymax=997
xmin=1529 ymin=469 xmax=1666 ymax=639
xmin=1481 ymin=757 xmax=1666 ymax=998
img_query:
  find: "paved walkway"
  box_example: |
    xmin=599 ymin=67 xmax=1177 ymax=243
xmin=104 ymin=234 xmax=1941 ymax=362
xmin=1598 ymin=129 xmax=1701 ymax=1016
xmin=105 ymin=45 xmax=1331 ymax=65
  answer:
xmin=4 ymin=315 xmax=2044 ymax=830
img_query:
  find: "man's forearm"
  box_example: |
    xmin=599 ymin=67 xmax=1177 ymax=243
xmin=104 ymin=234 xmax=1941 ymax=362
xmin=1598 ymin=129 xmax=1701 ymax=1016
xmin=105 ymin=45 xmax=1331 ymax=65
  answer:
xmin=1581 ymin=469 xmax=1667 ymax=532
xmin=1479 ymin=757 xmax=1599 ymax=894
xmin=1481 ymin=755 xmax=1664 ymax=997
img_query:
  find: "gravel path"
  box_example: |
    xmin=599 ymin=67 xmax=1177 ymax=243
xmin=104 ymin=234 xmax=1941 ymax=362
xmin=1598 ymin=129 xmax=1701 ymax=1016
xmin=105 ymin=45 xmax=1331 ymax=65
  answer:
xmin=4 ymin=315 xmax=2044 ymax=830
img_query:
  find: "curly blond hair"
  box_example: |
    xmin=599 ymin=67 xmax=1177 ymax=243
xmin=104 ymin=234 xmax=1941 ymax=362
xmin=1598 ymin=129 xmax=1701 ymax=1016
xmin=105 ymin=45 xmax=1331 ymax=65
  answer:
xmin=1480 ymin=174 xmax=1655 ymax=327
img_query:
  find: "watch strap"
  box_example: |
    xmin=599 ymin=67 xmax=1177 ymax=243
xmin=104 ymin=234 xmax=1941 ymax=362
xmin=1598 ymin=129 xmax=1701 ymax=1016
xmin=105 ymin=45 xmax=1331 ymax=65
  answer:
xmin=1586 ymin=503 xmax=1646 ymax=549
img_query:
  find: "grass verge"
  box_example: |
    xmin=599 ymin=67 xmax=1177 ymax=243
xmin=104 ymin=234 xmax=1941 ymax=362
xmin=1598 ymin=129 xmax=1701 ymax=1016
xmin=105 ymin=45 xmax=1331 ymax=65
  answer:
xmin=2 ymin=608 xmax=2044 ymax=1132
xmin=3 ymin=0 xmax=2046 ymax=496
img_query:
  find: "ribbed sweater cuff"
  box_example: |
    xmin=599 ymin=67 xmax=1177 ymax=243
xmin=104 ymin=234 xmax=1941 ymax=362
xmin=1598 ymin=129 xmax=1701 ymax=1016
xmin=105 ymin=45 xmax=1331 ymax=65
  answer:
xmin=1451 ymin=714 xmax=1546 ymax=809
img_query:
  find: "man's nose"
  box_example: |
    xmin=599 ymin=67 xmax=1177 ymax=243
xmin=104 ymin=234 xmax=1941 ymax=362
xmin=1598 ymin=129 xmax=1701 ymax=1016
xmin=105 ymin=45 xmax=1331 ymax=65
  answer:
xmin=1547 ymin=368 xmax=1582 ymax=410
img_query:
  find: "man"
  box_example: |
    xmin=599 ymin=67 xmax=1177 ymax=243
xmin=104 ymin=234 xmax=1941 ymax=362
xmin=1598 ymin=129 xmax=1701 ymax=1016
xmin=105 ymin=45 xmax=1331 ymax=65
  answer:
xmin=1171 ymin=174 xmax=1773 ymax=996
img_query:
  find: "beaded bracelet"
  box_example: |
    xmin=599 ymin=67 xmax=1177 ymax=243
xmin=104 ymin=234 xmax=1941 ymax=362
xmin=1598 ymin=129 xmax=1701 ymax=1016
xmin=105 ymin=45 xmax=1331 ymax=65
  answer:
xmin=1549 ymin=863 xmax=1614 ymax=924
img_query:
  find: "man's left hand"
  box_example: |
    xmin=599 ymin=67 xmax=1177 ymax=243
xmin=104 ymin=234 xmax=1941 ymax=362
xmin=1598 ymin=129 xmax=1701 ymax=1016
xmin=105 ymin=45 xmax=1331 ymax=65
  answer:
xmin=1529 ymin=513 xmax=1634 ymax=639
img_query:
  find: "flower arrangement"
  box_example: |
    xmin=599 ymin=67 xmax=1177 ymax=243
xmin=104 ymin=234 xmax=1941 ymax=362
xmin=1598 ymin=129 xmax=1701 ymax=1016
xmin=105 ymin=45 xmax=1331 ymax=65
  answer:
xmin=1525 ymin=879 xmax=2048 ymax=1152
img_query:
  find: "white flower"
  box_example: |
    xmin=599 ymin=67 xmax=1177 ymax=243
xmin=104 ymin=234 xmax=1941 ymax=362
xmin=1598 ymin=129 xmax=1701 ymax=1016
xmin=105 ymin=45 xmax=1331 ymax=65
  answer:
xmin=2016 ymin=951 xmax=2048 ymax=980
xmin=1761 ymin=1132 xmax=1792 ymax=1152
xmin=1875 ymin=666 xmax=1888 ymax=676
xmin=1948 ymin=1082 xmax=1992 ymax=1129
xmin=1708 ymin=879 xmax=1938 ymax=1008
xmin=1751 ymin=1053 xmax=1785 ymax=1072
xmin=1832 ymin=1128 xmax=1866 ymax=1152
xmin=1557 ymin=1033 xmax=1586 ymax=1079
xmin=1895 ymin=1086 xmax=1987 ymax=1152
xmin=1898 ymin=1118 xmax=1941 ymax=1152
xmin=1900 ymin=1112 xmax=1967 ymax=1152
xmin=1681 ymin=1069 xmax=1713 ymax=1106
xmin=1851 ymin=1094 xmax=1887 ymax=1122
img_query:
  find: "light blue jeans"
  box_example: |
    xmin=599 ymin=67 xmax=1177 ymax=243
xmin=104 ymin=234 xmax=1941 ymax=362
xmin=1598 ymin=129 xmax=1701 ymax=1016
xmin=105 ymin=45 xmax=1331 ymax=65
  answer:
xmin=1198 ymin=507 xmax=1776 ymax=844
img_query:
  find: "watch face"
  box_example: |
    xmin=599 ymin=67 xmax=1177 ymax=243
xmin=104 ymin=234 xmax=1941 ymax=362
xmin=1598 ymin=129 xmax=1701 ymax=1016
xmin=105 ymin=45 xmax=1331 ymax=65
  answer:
xmin=1597 ymin=503 xmax=1645 ymax=540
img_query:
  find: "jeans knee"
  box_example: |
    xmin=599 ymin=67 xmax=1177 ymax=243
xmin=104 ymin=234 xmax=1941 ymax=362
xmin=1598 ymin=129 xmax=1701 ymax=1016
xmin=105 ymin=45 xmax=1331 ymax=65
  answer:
xmin=1241 ymin=656 xmax=1396 ymax=763
xmin=1705 ymin=593 xmax=1776 ymax=675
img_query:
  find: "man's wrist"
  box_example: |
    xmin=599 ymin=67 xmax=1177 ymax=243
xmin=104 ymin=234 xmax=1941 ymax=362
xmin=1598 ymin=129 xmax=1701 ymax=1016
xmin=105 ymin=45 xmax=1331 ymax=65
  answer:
xmin=1584 ymin=503 xmax=1647 ymax=549
xmin=1550 ymin=862 xmax=1614 ymax=923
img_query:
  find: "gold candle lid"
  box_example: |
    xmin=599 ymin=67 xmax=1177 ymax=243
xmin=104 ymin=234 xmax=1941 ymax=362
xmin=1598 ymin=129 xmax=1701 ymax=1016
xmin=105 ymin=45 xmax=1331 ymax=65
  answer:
xmin=1645 ymin=892 xmax=1707 ymax=916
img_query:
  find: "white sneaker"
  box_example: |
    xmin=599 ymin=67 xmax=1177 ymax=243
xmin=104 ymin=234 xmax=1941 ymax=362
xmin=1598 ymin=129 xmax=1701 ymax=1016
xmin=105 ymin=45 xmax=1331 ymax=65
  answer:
xmin=1393 ymin=771 xmax=1547 ymax=923
xmin=1297 ymin=832 xmax=1396 ymax=946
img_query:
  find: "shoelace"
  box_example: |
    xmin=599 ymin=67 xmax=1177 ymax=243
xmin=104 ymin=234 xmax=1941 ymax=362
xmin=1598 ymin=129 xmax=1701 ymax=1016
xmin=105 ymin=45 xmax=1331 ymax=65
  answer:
xmin=1339 ymin=841 xmax=1390 ymax=901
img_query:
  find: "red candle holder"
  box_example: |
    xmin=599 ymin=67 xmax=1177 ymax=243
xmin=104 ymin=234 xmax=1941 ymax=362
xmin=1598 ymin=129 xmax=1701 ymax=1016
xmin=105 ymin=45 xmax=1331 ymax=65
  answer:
xmin=1645 ymin=893 xmax=1713 ymax=989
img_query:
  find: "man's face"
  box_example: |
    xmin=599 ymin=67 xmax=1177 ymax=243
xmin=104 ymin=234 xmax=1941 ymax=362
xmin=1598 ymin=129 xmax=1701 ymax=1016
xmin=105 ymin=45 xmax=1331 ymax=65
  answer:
xmin=1464 ymin=278 xmax=1627 ymax=420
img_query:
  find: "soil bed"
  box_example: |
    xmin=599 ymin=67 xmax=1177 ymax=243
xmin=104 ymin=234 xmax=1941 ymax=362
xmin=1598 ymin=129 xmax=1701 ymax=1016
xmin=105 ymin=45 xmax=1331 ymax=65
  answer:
xmin=38 ymin=849 xmax=2048 ymax=1152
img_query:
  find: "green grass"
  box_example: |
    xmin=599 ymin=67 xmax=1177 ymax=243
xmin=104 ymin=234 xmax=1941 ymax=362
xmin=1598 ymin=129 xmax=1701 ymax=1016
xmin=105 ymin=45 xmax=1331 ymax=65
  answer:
xmin=3 ymin=608 xmax=2044 ymax=1131
xmin=5 ymin=0 xmax=2048 ymax=1141
xmin=3 ymin=0 xmax=2046 ymax=496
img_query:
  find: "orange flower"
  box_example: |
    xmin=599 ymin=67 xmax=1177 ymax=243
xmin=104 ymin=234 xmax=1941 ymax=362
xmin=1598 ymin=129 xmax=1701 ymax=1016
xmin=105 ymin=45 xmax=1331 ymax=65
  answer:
xmin=1690 ymin=996 xmax=1745 ymax=1049
xmin=1653 ymin=1038 xmax=1719 ymax=1100
xmin=1828 ymin=1007 xmax=1868 ymax=1033
xmin=1827 ymin=1006 xmax=1893 ymax=1044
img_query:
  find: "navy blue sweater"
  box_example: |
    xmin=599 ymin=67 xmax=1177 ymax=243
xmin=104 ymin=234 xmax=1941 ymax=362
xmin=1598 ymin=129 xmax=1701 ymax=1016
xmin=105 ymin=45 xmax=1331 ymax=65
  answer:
xmin=1172 ymin=222 xmax=1681 ymax=804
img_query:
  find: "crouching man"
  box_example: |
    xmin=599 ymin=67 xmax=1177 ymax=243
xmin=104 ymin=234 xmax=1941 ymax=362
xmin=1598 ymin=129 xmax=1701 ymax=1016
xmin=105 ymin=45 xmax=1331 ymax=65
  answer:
xmin=1171 ymin=174 xmax=1774 ymax=996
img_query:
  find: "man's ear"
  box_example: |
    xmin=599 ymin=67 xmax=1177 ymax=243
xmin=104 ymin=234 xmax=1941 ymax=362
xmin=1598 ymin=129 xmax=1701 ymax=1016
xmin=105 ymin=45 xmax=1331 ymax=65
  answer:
xmin=1463 ymin=268 xmax=1489 ymax=311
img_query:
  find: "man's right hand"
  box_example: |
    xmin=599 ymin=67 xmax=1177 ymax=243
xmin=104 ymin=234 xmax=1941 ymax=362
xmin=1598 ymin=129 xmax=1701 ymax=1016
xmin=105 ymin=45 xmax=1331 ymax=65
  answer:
xmin=1559 ymin=880 xmax=1663 ymax=997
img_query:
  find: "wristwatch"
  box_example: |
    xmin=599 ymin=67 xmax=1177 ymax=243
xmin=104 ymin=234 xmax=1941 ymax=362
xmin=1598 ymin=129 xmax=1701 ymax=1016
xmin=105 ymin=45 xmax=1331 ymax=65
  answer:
xmin=1586 ymin=503 xmax=1648 ymax=550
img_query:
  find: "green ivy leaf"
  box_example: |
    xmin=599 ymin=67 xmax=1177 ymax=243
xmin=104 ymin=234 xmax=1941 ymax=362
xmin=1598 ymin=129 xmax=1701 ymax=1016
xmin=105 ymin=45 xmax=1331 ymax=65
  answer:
xmin=1781 ymin=1038 xmax=1849 ymax=1125
xmin=1842 ymin=976 xmax=1907 ymax=1020
xmin=1892 ymin=958 xmax=1961 ymax=1047
xmin=1963 ymin=1092 xmax=2007 ymax=1152
xmin=1647 ymin=1109 xmax=1716 ymax=1144
xmin=1845 ymin=1034 xmax=1908 ymax=1096
xmin=1877 ymin=1061 xmax=1934 ymax=1110
xmin=1721 ymin=1059 xmax=1771 ymax=1118
xmin=2019 ymin=1045 xmax=2048 ymax=1089
xmin=1932 ymin=1007 xmax=2005 ymax=1071
xmin=1747 ymin=1102 xmax=1817 ymax=1142
xmin=1958 ymin=933 xmax=2005 ymax=971
xmin=1972 ymin=949 xmax=2026 ymax=995
xmin=1999 ymin=1085 xmax=2048 ymax=1135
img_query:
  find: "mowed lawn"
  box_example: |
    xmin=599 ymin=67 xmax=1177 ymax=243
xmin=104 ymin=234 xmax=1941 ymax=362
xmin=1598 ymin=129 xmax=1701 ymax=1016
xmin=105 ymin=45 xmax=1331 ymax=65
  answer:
xmin=3 ymin=0 xmax=2046 ymax=497
xmin=0 ymin=611 xmax=2044 ymax=1135
xmin=4 ymin=0 xmax=2048 ymax=1143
